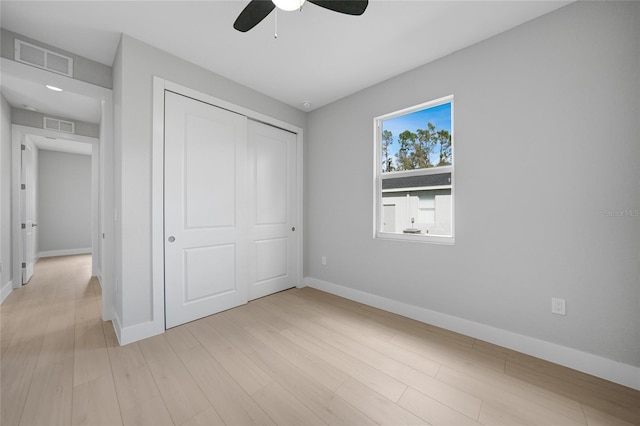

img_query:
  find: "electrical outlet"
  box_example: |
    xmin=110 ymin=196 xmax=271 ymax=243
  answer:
xmin=321 ymin=256 xmax=327 ymax=266
xmin=551 ymin=297 xmax=566 ymax=315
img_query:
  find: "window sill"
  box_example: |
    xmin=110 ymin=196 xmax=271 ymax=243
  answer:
xmin=375 ymin=231 xmax=455 ymax=245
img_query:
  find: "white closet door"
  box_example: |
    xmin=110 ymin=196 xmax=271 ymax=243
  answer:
xmin=164 ymin=91 xmax=249 ymax=328
xmin=248 ymin=120 xmax=298 ymax=300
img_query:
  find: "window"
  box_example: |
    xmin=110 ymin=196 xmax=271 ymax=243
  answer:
xmin=374 ymin=96 xmax=454 ymax=243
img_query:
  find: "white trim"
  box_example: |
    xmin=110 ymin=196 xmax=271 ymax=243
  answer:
xmin=12 ymin=125 xmax=97 ymax=144
xmin=38 ymin=248 xmax=91 ymax=258
xmin=382 ymin=185 xmax=452 ymax=193
xmin=162 ymin=81 xmax=303 ymax=135
xmin=99 ymin=93 xmax=114 ymax=322
xmin=151 ymin=77 xmax=305 ymax=339
xmin=376 ymin=95 xmax=453 ymax=122
xmin=303 ymin=277 xmax=640 ymax=391
xmin=111 ymin=313 xmax=123 ymax=345
xmin=373 ymin=97 xmax=455 ymax=245
xmin=11 ymin=125 xmax=100 ymax=287
xmin=90 ymin=136 xmax=99 ymax=277
xmin=295 ymin=125 xmax=304 ymax=290
xmin=376 ymin=232 xmax=455 ymax=245
xmin=115 ymin=318 xmax=163 ymax=346
xmin=151 ymin=77 xmax=166 ymax=336
xmin=382 ymin=164 xmax=453 ymax=179
xmin=1 ymin=280 xmax=13 ymax=304
xmin=11 ymin=126 xmax=24 ymax=289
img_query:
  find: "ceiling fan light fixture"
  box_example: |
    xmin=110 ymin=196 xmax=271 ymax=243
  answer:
xmin=272 ymin=0 xmax=305 ymax=12
xmin=234 ymin=0 xmax=367 ymax=33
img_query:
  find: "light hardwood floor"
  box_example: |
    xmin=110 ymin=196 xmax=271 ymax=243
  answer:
xmin=1 ymin=254 xmax=638 ymax=426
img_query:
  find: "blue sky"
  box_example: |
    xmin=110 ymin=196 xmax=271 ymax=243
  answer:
xmin=382 ymin=102 xmax=452 ymax=166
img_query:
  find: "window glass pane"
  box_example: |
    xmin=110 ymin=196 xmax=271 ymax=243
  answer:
xmin=381 ymin=102 xmax=451 ymax=173
xmin=419 ymin=194 xmax=435 ymax=208
xmin=376 ymin=96 xmax=454 ymax=241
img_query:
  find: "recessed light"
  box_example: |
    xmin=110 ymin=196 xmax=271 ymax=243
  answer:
xmin=24 ymin=105 xmax=37 ymax=111
xmin=45 ymin=85 xmax=63 ymax=92
xmin=302 ymin=101 xmax=312 ymax=109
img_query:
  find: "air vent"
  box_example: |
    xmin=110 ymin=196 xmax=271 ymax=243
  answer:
xmin=15 ymin=39 xmax=73 ymax=77
xmin=43 ymin=117 xmax=75 ymax=134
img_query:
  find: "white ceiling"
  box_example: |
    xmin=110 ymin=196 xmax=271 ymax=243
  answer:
xmin=1 ymin=72 xmax=102 ymax=123
xmin=1 ymin=0 xmax=571 ymax=114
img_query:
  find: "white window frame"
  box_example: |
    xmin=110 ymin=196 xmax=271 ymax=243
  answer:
xmin=373 ymin=95 xmax=455 ymax=244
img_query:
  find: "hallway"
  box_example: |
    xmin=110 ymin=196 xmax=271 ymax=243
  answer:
xmin=0 ymin=254 xmax=116 ymax=425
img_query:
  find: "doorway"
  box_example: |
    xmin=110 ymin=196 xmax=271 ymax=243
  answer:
xmin=3 ymin=58 xmax=114 ymax=321
xmin=11 ymin=126 xmax=98 ymax=286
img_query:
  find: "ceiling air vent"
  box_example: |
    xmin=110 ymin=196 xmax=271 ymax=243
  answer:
xmin=15 ymin=39 xmax=73 ymax=77
xmin=43 ymin=117 xmax=75 ymax=134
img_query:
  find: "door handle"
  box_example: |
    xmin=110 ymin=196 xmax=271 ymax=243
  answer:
xmin=291 ymin=227 xmax=295 ymax=232
xmin=31 ymin=223 xmax=38 ymax=227
xmin=168 ymin=236 xmax=175 ymax=242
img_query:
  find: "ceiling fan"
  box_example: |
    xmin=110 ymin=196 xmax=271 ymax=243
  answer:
xmin=233 ymin=0 xmax=369 ymax=33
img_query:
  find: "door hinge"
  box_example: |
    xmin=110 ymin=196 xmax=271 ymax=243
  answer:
xmin=21 ymin=262 xmax=26 ymax=268
xmin=21 ymin=184 xmax=26 ymax=190
xmin=21 ymin=144 xmax=26 ymax=151
xmin=21 ymin=223 xmax=26 ymax=229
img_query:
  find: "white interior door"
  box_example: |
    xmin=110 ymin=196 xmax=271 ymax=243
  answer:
xmin=21 ymin=143 xmax=36 ymax=284
xmin=383 ymin=204 xmax=396 ymax=233
xmin=164 ymin=91 xmax=249 ymax=329
xmin=248 ymin=120 xmax=297 ymax=300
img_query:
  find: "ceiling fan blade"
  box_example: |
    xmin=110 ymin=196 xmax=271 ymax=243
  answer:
xmin=307 ymin=0 xmax=368 ymax=16
xmin=233 ymin=0 xmax=276 ymax=32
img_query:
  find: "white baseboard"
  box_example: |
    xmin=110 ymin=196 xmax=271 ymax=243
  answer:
xmin=39 ymin=248 xmax=92 ymax=258
xmin=111 ymin=313 xmax=123 ymax=344
xmin=1 ymin=280 xmax=13 ymax=304
xmin=95 ymin=274 xmax=115 ymax=322
xmin=303 ymin=277 xmax=640 ymax=391
xmin=112 ymin=315 xmax=164 ymax=346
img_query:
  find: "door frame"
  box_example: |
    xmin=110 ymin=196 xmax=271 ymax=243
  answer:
xmin=11 ymin=125 xmax=99 ymax=286
xmin=151 ymin=77 xmax=304 ymax=333
xmin=19 ymin=137 xmax=35 ymax=284
xmin=4 ymin=57 xmax=114 ymax=320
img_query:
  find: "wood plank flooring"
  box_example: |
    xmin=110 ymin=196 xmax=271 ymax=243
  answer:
xmin=1 ymin=254 xmax=638 ymax=425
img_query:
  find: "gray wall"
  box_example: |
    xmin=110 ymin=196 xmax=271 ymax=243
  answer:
xmin=114 ymin=35 xmax=307 ymax=327
xmin=1 ymin=28 xmax=112 ymax=89
xmin=12 ymin=108 xmax=99 ymax=138
xmin=37 ymin=150 xmax=91 ymax=253
xmin=0 ymin=93 xmax=12 ymax=291
xmin=305 ymin=1 xmax=639 ymax=367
